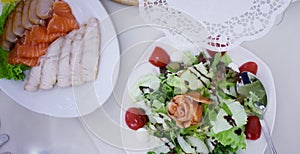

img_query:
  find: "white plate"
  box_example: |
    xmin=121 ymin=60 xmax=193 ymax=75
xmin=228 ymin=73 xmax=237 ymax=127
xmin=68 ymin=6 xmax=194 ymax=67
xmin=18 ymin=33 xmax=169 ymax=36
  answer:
xmin=120 ymin=37 xmax=276 ymax=154
xmin=0 ymin=0 xmax=120 ymax=118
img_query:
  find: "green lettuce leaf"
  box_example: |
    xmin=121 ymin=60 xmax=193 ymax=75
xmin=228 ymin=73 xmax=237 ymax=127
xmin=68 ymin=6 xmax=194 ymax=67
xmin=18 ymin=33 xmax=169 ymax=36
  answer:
xmin=221 ymin=53 xmax=232 ymax=66
xmin=0 ymin=47 xmax=29 ymax=81
xmin=212 ymin=142 xmax=237 ymax=154
xmin=211 ymin=52 xmax=222 ymax=69
xmin=238 ymin=79 xmax=267 ymax=118
xmin=243 ymin=92 xmax=264 ymax=118
xmin=0 ymin=1 xmax=17 ymax=35
xmin=238 ymin=80 xmax=267 ymax=106
xmin=210 ymin=126 xmax=246 ymax=153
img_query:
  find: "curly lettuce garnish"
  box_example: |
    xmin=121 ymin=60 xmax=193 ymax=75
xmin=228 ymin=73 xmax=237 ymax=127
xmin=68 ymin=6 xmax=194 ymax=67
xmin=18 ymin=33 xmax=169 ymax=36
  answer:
xmin=238 ymin=79 xmax=267 ymax=118
xmin=210 ymin=126 xmax=246 ymax=154
xmin=0 ymin=47 xmax=29 ymax=80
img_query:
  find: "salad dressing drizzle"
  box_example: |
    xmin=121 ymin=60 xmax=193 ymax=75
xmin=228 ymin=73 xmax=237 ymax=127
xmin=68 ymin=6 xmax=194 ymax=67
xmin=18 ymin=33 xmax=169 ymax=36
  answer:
xmin=193 ymin=65 xmax=212 ymax=82
xmin=139 ymin=86 xmax=154 ymax=94
xmin=224 ymin=115 xmax=237 ymax=127
xmin=234 ymin=128 xmax=242 ymax=136
xmin=188 ymin=69 xmax=208 ymax=88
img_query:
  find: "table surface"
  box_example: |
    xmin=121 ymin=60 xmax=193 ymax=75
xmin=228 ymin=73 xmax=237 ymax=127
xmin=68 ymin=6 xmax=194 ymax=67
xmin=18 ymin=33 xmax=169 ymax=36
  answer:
xmin=0 ymin=0 xmax=299 ymax=154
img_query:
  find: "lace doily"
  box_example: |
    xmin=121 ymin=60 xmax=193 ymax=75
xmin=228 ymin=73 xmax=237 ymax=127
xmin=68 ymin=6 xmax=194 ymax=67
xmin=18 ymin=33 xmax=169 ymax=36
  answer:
xmin=139 ymin=0 xmax=291 ymax=51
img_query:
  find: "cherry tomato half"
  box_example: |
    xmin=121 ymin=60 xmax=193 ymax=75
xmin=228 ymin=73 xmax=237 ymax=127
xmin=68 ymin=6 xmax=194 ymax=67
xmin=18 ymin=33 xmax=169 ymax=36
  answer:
xmin=125 ymin=107 xmax=148 ymax=130
xmin=206 ymin=49 xmax=226 ymax=58
xmin=245 ymin=116 xmax=261 ymax=140
xmin=149 ymin=47 xmax=170 ymax=68
xmin=239 ymin=61 xmax=258 ymax=75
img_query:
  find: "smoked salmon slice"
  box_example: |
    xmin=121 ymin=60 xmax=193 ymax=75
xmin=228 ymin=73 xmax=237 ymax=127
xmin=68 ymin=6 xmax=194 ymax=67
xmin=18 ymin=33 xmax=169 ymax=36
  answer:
xmin=10 ymin=43 xmax=48 ymax=58
xmin=6 ymin=0 xmax=79 ymax=67
xmin=30 ymin=25 xmax=65 ymax=43
xmin=7 ymin=56 xmax=39 ymax=66
xmin=47 ymin=14 xmax=79 ymax=34
xmin=52 ymin=1 xmax=73 ymax=17
xmin=47 ymin=1 xmax=79 ymax=34
xmin=8 ymin=31 xmax=48 ymax=58
xmin=8 ymin=31 xmax=48 ymax=66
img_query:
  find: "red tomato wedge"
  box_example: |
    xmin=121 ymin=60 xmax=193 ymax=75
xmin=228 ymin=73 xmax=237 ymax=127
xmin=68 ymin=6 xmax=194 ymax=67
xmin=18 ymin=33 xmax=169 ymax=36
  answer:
xmin=245 ymin=116 xmax=262 ymax=140
xmin=149 ymin=46 xmax=170 ymax=68
xmin=125 ymin=107 xmax=148 ymax=130
xmin=239 ymin=61 xmax=258 ymax=75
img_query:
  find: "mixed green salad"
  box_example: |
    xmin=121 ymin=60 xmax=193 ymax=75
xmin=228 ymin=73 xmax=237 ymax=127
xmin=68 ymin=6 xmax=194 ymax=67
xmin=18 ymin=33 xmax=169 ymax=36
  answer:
xmin=125 ymin=47 xmax=266 ymax=154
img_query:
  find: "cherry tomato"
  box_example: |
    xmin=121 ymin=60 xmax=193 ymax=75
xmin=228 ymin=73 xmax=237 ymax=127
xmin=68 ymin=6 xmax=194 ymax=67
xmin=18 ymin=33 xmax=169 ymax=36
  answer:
xmin=245 ymin=116 xmax=261 ymax=140
xmin=125 ymin=107 xmax=148 ymax=130
xmin=206 ymin=49 xmax=226 ymax=58
xmin=149 ymin=47 xmax=170 ymax=68
xmin=239 ymin=61 xmax=258 ymax=75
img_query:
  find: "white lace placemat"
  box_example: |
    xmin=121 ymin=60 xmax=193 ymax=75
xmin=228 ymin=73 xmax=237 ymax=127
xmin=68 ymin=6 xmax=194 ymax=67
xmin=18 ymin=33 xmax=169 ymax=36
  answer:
xmin=139 ymin=0 xmax=291 ymax=51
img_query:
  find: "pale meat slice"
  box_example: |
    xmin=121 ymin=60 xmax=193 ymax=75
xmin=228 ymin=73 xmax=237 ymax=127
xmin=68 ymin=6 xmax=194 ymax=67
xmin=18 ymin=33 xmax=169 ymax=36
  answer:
xmin=24 ymin=57 xmax=45 ymax=92
xmin=70 ymin=24 xmax=87 ymax=86
xmin=81 ymin=18 xmax=101 ymax=82
xmin=22 ymin=0 xmax=33 ymax=29
xmin=57 ymin=29 xmax=77 ymax=87
xmin=39 ymin=37 xmax=64 ymax=90
xmin=3 ymin=13 xmax=17 ymax=43
xmin=36 ymin=0 xmax=54 ymax=19
xmin=28 ymin=0 xmax=45 ymax=25
xmin=12 ymin=1 xmax=25 ymax=37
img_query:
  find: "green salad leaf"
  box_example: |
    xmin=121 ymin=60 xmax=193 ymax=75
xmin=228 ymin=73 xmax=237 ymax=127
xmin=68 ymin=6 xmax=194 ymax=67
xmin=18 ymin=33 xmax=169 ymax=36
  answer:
xmin=212 ymin=142 xmax=237 ymax=154
xmin=0 ymin=1 xmax=17 ymax=35
xmin=210 ymin=126 xmax=246 ymax=153
xmin=221 ymin=53 xmax=232 ymax=66
xmin=238 ymin=79 xmax=267 ymax=105
xmin=238 ymin=79 xmax=267 ymax=118
xmin=0 ymin=47 xmax=29 ymax=81
xmin=243 ymin=92 xmax=264 ymax=118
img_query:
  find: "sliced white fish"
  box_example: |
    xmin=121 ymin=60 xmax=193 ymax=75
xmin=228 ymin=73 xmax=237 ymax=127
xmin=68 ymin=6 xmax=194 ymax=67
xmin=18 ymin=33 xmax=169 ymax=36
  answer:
xmin=70 ymin=24 xmax=87 ymax=86
xmin=81 ymin=18 xmax=101 ymax=82
xmin=24 ymin=18 xmax=102 ymax=91
xmin=57 ymin=29 xmax=77 ymax=87
xmin=39 ymin=37 xmax=64 ymax=90
xmin=24 ymin=57 xmax=45 ymax=92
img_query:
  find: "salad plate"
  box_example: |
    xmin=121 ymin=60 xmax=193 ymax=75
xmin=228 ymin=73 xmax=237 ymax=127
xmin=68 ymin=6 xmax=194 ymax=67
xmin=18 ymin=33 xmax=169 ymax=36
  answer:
xmin=0 ymin=0 xmax=120 ymax=118
xmin=120 ymin=37 xmax=276 ymax=154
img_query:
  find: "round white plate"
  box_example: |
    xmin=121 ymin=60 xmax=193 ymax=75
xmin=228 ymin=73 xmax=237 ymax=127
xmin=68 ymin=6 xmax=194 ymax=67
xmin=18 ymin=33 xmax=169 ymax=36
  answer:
xmin=0 ymin=0 xmax=120 ymax=118
xmin=120 ymin=37 xmax=276 ymax=154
